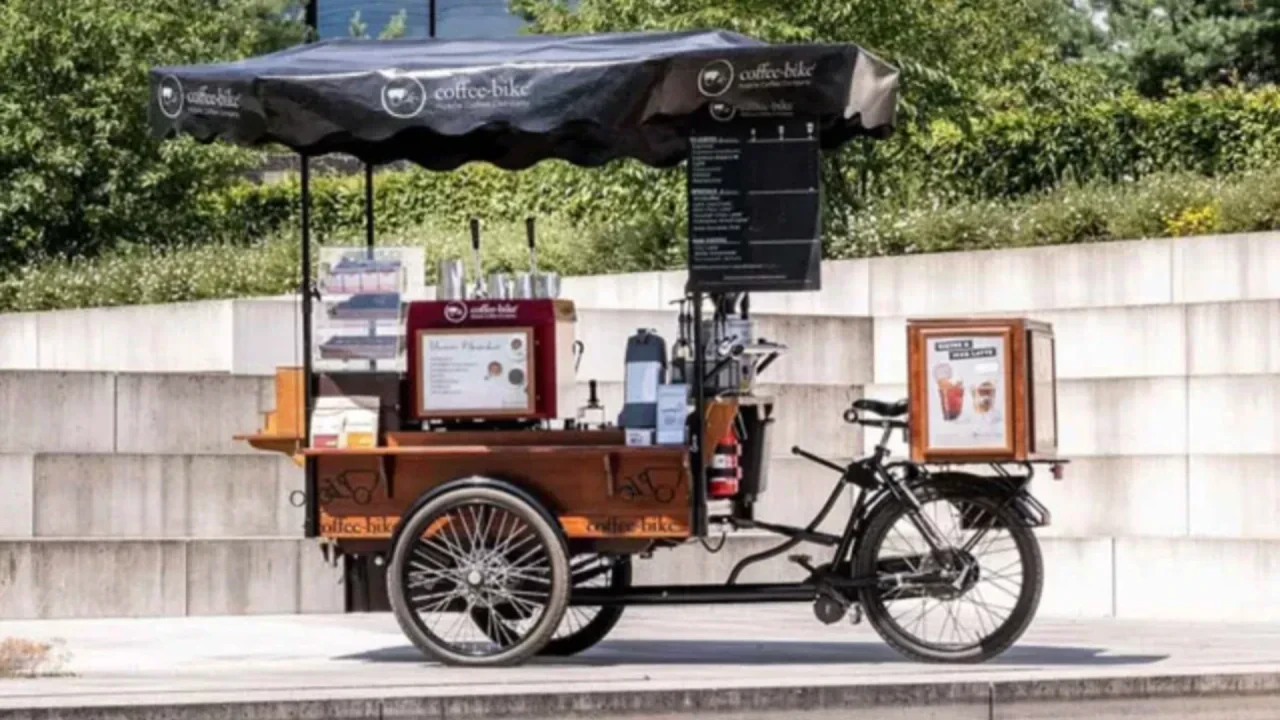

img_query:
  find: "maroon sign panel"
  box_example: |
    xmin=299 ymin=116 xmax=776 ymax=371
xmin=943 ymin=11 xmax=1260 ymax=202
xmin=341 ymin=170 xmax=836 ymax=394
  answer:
xmin=405 ymin=299 xmax=563 ymax=420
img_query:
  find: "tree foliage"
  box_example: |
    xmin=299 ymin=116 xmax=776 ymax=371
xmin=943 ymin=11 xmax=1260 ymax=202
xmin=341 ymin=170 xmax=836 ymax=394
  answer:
xmin=1071 ymin=0 xmax=1280 ymax=95
xmin=0 ymin=0 xmax=304 ymax=271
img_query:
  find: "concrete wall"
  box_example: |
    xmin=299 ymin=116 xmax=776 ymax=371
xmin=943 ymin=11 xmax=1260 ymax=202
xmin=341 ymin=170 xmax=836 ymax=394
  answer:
xmin=1 ymin=231 xmax=1278 ymax=622
xmin=0 ymin=454 xmax=302 ymax=539
xmin=0 ymin=539 xmax=343 ymax=620
xmin=0 ymin=372 xmax=274 ymax=455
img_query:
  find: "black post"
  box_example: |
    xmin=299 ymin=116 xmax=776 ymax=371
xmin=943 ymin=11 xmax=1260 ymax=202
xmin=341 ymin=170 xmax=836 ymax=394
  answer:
xmin=364 ymin=164 xmax=375 ymax=253
xmin=363 ymin=163 xmax=376 ymax=371
xmin=305 ymin=0 xmax=318 ymax=39
xmin=301 ymin=154 xmax=318 ymax=538
xmin=428 ymin=0 xmax=437 ymax=38
xmin=691 ymin=290 xmax=708 ymax=537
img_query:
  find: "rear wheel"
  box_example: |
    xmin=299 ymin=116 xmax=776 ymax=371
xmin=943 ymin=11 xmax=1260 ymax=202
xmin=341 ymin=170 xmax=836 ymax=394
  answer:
xmin=474 ymin=553 xmax=631 ymax=656
xmin=854 ymin=485 xmax=1043 ymax=663
xmin=544 ymin=553 xmax=631 ymax=656
xmin=386 ymin=484 xmax=570 ymax=667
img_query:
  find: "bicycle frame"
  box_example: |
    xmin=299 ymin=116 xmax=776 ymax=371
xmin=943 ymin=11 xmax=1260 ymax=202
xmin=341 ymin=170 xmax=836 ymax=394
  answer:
xmin=568 ymin=412 xmax=1053 ymax=608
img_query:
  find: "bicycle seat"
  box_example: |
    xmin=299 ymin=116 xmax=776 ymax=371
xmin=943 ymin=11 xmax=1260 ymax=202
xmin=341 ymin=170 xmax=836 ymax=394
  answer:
xmin=853 ymin=398 xmax=908 ymax=417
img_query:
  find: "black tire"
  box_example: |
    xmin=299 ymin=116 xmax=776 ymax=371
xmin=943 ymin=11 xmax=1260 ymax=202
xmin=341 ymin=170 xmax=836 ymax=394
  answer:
xmin=386 ymin=484 xmax=570 ymax=667
xmin=474 ymin=553 xmax=631 ymax=656
xmin=543 ymin=554 xmax=631 ymax=656
xmin=854 ymin=485 xmax=1043 ymax=663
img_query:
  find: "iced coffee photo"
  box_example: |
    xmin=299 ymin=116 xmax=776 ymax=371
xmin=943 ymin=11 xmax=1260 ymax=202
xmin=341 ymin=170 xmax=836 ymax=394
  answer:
xmin=972 ymin=380 xmax=996 ymax=417
xmin=933 ymin=362 xmax=965 ymax=421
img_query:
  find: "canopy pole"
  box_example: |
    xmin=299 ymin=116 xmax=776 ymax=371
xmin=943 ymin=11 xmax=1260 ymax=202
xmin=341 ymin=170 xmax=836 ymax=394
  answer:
xmin=364 ymin=164 xmax=375 ymax=253
xmin=691 ymin=290 xmax=708 ymax=538
xmin=301 ymin=154 xmax=318 ymax=538
xmin=364 ymin=163 xmax=376 ymax=371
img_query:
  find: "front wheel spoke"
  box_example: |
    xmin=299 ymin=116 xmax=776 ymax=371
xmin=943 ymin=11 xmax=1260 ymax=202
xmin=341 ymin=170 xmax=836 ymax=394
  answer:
xmin=490 ymin=518 xmax=534 ymax=558
xmin=417 ymin=588 xmax=465 ymax=614
xmin=501 ymin=590 xmax=545 ymax=616
xmin=421 ymin=534 xmax=468 ymax=565
xmin=410 ymin=587 xmax=459 ymax=606
xmin=443 ymin=598 xmax=477 ymax=644
xmin=444 ymin=513 xmax=474 ymax=561
xmin=412 ymin=545 xmax=453 ymax=570
xmin=504 ymin=566 xmax=551 ymax=584
xmin=431 ymin=523 xmax=470 ymax=564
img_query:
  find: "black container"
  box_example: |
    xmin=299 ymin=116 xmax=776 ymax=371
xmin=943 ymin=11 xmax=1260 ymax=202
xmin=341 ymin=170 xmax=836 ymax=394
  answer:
xmin=736 ymin=400 xmax=775 ymax=501
xmin=618 ymin=329 xmax=668 ymax=429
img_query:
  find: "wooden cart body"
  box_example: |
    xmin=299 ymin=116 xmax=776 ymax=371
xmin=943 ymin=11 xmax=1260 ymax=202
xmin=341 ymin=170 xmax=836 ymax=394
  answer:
xmin=239 ymin=367 xmax=744 ymax=548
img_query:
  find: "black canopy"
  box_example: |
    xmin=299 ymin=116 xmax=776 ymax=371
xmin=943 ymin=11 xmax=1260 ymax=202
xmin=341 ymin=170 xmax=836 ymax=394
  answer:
xmin=149 ymin=30 xmax=900 ymax=170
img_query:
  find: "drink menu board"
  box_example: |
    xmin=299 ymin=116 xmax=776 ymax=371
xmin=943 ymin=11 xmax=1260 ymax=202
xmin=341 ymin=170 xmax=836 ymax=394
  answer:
xmin=418 ymin=327 xmax=536 ymax=417
xmin=925 ymin=335 xmax=1009 ymax=450
xmin=687 ymin=117 xmax=822 ymax=292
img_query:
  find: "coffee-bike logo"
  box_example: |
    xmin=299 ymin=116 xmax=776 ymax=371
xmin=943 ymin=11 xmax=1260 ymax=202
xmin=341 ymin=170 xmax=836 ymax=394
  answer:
xmin=697 ymin=60 xmax=735 ymax=97
xmin=738 ymin=61 xmax=817 ymax=84
xmin=381 ymin=76 xmax=428 ymax=119
xmin=157 ymin=76 xmax=185 ymax=119
xmin=382 ymin=75 xmax=534 ymax=117
xmin=709 ymin=102 xmax=737 ymax=122
xmin=443 ymin=302 xmax=468 ymax=324
xmin=157 ymin=75 xmax=242 ymax=120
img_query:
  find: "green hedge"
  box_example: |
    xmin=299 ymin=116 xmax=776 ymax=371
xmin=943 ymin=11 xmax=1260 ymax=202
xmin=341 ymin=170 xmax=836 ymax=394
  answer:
xmin=201 ymin=160 xmax=688 ymax=250
xmin=4 ymin=166 xmax=1279 ymax=313
xmin=0 ymin=216 xmax=677 ymax=312
xmin=913 ymin=85 xmax=1280 ymax=200
xmin=193 ymin=85 xmax=1280 ymax=250
xmin=836 ymin=165 xmax=1280 ymax=258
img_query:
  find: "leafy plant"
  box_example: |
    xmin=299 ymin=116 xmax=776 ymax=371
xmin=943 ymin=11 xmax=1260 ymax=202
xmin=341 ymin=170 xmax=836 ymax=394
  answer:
xmin=0 ymin=0 xmax=304 ymax=272
xmin=7 ymin=167 xmax=1280 ymax=313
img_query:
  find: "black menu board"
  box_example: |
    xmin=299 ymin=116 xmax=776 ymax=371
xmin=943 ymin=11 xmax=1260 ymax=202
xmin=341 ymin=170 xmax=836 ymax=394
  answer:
xmin=687 ymin=117 xmax=821 ymax=292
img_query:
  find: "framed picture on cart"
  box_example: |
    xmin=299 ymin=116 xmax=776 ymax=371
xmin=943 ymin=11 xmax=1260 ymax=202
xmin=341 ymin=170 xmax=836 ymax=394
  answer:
xmin=415 ymin=326 xmax=537 ymax=418
xmin=907 ymin=318 xmax=1057 ymax=464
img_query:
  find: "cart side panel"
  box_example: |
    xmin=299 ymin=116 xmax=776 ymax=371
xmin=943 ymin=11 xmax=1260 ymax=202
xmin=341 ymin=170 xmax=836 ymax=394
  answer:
xmin=316 ymin=448 xmax=692 ymax=541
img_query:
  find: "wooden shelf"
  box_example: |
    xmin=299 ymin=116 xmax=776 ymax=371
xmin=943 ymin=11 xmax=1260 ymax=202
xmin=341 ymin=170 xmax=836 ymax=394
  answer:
xmin=302 ymin=444 xmax=685 ymax=458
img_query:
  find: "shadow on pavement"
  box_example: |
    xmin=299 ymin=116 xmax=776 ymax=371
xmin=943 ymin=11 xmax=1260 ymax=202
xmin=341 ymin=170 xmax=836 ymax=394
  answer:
xmin=338 ymin=640 xmax=1168 ymax=667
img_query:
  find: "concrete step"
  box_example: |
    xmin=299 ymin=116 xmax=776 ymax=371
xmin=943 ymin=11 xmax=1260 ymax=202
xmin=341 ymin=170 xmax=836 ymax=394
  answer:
xmin=633 ymin=534 xmax=1280 ymax=622
xmin=0 ymin=538 xmax=343 ymax=620
xmin=0 ymin=370 xmax=873 ymax=457
xmin=0 ymin=453 xmax=302 ymax=540
xmin=874 ymin=300 xmax=1280 ymax=384
xmin=3 ymin=534 xmax=1275 ymax=622
xmin=0 ymin=451 xmax=849 ymax=541
xmin=0 ymin=371 xmax=274 ymax=455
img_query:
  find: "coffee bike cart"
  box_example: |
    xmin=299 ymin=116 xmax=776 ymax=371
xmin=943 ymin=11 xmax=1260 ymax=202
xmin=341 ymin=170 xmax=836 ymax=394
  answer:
xmin=150 ymin=30 xmax=1063 ymax=667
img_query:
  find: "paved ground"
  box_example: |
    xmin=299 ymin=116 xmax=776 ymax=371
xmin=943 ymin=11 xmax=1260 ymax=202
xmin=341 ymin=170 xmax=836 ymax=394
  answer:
xmin=2 ymin=606 xmax=1280 ymax=719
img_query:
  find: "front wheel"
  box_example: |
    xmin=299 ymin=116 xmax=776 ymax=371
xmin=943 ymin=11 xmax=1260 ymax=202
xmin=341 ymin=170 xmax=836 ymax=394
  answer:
xmin=386 ymin=483 xmax=570 ymax=667
xmin=854 ymin=486 xmax=1043 ymax=663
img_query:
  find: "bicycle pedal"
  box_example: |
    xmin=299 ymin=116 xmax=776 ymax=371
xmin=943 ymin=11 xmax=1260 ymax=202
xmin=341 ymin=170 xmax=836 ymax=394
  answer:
xmin=848 ymin=604 xmax=863 ymax=626
xmin=787 ymin=554 xmax=815 ymax=572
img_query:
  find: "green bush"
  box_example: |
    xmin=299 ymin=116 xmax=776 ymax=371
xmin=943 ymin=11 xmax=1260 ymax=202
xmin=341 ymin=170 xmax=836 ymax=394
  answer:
xmin=0 ymin=217 xmax=676 ymax=312
xmin=835 ymin=165 xmax=1280 ymax=258
xmin=6 ymin=166 xmax=1280 ymax=313
xmin=913 ymin=85 xmax=1280 ymax=200
xmin=203 ymin=160 xmax=688 ymax=252
xmin=191 ymin=85 xmax=1280 ymax=253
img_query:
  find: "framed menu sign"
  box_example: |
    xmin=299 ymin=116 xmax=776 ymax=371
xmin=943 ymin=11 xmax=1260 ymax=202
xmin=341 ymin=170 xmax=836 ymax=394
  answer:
xmin=907 ymin=318 xmax=1058 ymax=463
xmin=416 ymin=327 xmax=536 ymax=418
xmin=686 ymin=115 xmax=822 ymax=293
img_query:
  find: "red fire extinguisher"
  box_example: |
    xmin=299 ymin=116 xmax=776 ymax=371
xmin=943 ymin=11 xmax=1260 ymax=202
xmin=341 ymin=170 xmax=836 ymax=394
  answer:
xmin=708 ymin=424 xmax=741 ymax=499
